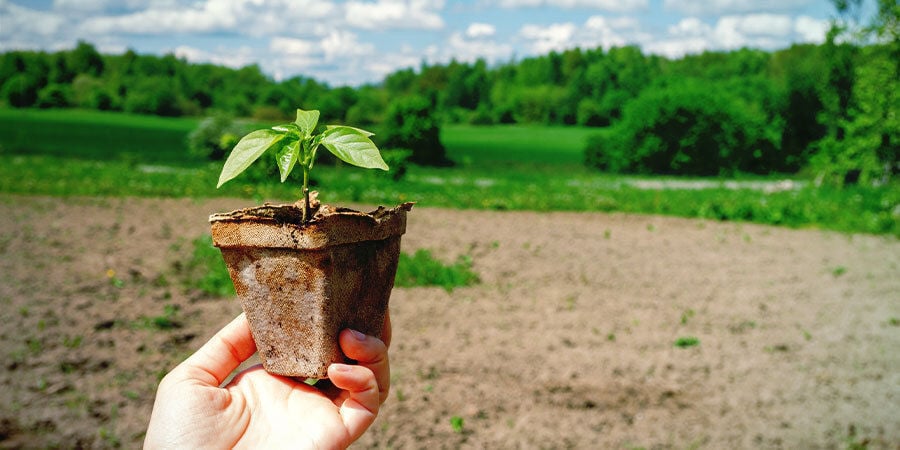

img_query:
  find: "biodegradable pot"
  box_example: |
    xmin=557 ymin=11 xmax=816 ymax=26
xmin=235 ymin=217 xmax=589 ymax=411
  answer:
xmin=210 ymin=199 xmax=413 ymax=378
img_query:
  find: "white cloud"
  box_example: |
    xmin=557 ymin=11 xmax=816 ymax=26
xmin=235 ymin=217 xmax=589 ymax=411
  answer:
xmin=444 ymin=32 xmax=514 ymax=63
xmin=270 ymin=37 xmax=318 ymax=56
xmin=345 ymin=0 xmax=444 ymax=30
xmin=495 ymin=0 xmax=648 ymax=13
xmin=173 ymin=45 xmax=259 ymax=69
xmin=663 ymin=0 xmax=812 ymax=15
xmin=1 ymin=1 xmax=66 ymax=37
xmin=518 ymin=15 xmax=648 ymax=55
xmin=647 ymin=13 xmax=826 ymax=58
xmin=520 ymin=23 xmax=578 ymax=53
xmin=321 ymin=30 xmax=376 ymax=61
xmin=795 ymin=15 xmax=828 ymax=43
xmin=466 ymin=22 xmax=497 ymax=38
xmin=668 ymin=17 xmax=712 ymax=37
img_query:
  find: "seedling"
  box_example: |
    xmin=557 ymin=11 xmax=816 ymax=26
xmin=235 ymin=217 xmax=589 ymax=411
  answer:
xmin=674 ymin=336 xmax=700 ymax=348
xmin=216 ymin=108 xmax=388 ymax=222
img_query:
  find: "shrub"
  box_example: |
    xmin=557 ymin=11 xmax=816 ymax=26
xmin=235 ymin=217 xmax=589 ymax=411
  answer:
xmin=36 ymin=84 xmax=71 ymax=108
xmin=585 ymin=79 xmax=780 ymax=176
xmin=2 ymin=73 xmax=41 ymax=107
xmin=187 ymin=114 xmax=245 ymax=161
xmin=381 ymin=96 xmax=452 ymax=166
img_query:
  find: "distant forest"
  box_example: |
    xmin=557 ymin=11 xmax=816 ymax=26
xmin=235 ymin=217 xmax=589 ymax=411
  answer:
xmin=1 ymin=3 xmax=896 ymax=182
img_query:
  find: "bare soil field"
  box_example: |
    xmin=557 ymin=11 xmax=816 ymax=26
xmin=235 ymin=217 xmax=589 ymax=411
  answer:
xmin=0 ymin=194 xmax=897 ymax=449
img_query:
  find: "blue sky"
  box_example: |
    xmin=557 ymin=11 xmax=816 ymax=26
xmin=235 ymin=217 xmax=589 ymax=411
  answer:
xmin=1 ymin=0 xmax=843 ymax=85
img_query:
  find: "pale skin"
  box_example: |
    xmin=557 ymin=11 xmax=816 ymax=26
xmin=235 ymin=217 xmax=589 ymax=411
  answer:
xmin=144 ymin=312 xmax=391 ymax=449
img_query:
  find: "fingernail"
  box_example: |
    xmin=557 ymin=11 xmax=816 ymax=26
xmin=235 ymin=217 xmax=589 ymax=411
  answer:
xmin=349 ymin=329 xmax=366 ymax=341
xmin=332 ymin=363 xmax=352 ymax=372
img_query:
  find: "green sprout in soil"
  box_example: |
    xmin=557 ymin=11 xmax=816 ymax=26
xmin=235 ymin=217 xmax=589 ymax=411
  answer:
xmin=674 ymin=336 xmax=700 ymax=348
xmin=216 ymin=108 xmax=388 ymax=222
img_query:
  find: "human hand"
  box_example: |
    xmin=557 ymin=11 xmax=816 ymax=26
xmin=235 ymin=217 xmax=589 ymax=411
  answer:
xmin=144 ymin=312 xmax=391 ymax=449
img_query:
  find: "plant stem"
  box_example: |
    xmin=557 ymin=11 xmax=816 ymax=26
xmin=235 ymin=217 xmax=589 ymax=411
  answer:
xmin=302 ymin=166 xmax=310 ymax=223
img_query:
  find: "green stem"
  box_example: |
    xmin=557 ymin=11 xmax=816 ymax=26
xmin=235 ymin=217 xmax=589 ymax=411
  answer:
xmin=302 ymin=166 xmax=310 ymax=223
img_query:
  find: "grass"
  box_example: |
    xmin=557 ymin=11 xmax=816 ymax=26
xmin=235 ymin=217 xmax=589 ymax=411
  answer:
xmin=393 ymin=249 xmax=479 ymax=292
xmin=185 ymin=235 xmax=235 ymax=297
xmin=1 ymin=108 xmax=898 ymax=236
xmin=184 ymin=233 xmax=479 ymax=294
xmin=674 ymin=336 xmax=700 ymax=348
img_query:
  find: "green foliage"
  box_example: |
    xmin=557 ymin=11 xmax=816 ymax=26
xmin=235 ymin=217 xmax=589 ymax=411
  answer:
xmin=585 ymin=79 xmax=780 ymax=176
xmin=381 ymin=96 xmax=450 ymax=166
xmin=185 ymin=235 xmax=234 ymax=297
xmin=2 ymin=110 xmax=898 ymax=237
xmin=674 ymin=336 xmax=700 ymax=348
xmin=394 ymin=249 xmax=479 ymax=292
xmin=187 ymin=114 xmax=244 ymax=161
xmin=217 ymin=108 xmax=386 ymax=190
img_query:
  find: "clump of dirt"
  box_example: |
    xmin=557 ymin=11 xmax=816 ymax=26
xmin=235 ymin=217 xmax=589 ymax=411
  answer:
xmin=0 ymin=194 xmax=897 ymax=448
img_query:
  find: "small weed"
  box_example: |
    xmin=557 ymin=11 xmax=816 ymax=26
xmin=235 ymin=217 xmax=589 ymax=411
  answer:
xmin=832 ymin=266 xmax=847 ymax=277
xmin=646 ymin=223 xmax=655 ymax=232
xmin=18 ymin=306 xmax=28 ymax=317
xmin=26 ymin=337 xmax=43 ymax=355
xmin=607 ymin=333 xmax=616 ymax=342
xmin=394 ymin=249 xmax=479 ymax=292
xmin=680 ymin=308 xmax=695 ymax=325
xmin=450 ymin=416 xmax=465 ymax=434
xmin=136 ymin=304 xmax=182 ymax=330
xmin=888 ymin=317 xmax=899 ymax=326
xmin=674 ymin=336 xmax=700 ymax=348
xmin=184 ymin=235 xmax=234 ymax=297
xmin=63 ymin=335 xmax=83 ymax=349
xmin=765 ymin=344 xmax=790 ymax=353
xmin=801 ymin=329 xmax=813 ymax=341
xmin=603 ymin=229 xmax=611 ymax=239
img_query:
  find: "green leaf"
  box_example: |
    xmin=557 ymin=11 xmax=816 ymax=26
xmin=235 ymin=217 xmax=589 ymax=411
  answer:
xmin=217 ymin=129 xmax=286 ymax=188
xmin=325 ymin=124 xmax=374 ymax=137
xmin=295 ymin=109 xmax=320 ymax=135
xmin=320 ymin=126 xmax=389 ymax=170
xmin=276 ymin=139 xmax=300 ymax=182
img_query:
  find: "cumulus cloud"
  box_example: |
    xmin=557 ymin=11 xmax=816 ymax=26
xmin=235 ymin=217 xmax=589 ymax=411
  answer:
xmin=345 ymin=0 xmax=444 ymax=30
xmin=518 ymin=15 xmax=647 ymax=55
xmin=794 ymin=15 xmax=828 ymax=43
xmin=663 ymin=0 xmax=813 ymax=15
xmin=495 ymin=0 xmax=648 ymax=13
xmin=466 ymin=22 xmax=497 ymax=38
xmin=173 ymin=45 xmax=259 ymax=69
xmin=520 ymin=22 xmax=578 ymax=53
xmin=646 ymin=13 xmax=830 ymax=58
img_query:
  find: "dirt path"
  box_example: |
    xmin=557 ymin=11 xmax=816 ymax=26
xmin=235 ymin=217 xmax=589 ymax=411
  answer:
xmin=1 ymin=195 xmax=897 ymax=448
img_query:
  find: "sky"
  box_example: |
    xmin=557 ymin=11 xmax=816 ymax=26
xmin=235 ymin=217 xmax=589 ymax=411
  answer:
xmin=1 ymin=0 xmax=843 ymax=85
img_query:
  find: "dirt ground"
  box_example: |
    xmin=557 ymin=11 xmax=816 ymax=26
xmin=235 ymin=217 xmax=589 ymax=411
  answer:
xmin=0 ymin=194 xmax=897 ymax=449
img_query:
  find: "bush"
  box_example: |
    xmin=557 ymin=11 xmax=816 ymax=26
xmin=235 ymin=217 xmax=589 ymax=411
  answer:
xmin=585 ymin=80 xmax=779 ymax=175
xmin=381 ymin=96 xmax=452 ymax=166
xmin=2 ymin=74 xmax=41 ymax=107
xmin=187 ymin=114 xmax=244 ymax=161
xmin=36 ymin=84 xmax=71 ymax=108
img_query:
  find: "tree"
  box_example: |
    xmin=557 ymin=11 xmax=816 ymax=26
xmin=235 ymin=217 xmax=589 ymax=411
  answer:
xmin=381 ymin=95 xmax=451 ymax=166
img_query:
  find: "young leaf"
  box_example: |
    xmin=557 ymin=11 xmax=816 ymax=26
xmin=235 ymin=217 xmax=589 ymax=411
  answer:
xmin=276 ymin=139 xmax=300 ymax=182
xmin=325 ymin=124 xmax=374 ymax=137
xmin=295 ymin=109 xmax=320 ymax=136
xmin=217 ymin=129 xmax=286 ymax=188
xmin=320 ymin=126 xmax=389 ymax=170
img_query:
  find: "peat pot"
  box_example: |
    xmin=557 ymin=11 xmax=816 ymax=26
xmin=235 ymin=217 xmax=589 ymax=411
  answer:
xmin=210 ymin=200 xmax=413 ymax=378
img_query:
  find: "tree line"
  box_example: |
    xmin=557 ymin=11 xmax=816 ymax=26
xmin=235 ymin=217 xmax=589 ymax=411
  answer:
xmin=1 ymin=2 xmax=896 ymax=183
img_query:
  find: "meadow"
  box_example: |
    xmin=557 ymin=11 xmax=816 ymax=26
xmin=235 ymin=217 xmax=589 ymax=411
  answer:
xmin=0 ymin=108 xmax=897 ymax=236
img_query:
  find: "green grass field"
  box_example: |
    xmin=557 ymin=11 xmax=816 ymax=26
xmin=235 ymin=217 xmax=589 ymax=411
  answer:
xmin=0 ymin=108 xmax=897 ymax=236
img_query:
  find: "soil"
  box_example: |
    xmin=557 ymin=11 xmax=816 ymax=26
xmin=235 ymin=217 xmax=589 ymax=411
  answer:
xmin=0 ymin=194 xmax=897 ymax=449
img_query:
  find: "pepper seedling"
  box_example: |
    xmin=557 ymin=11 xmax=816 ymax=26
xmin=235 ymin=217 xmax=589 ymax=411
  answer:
xmin=216 ymin=108 xmax=388 ymax=221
